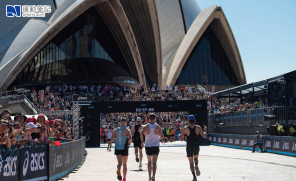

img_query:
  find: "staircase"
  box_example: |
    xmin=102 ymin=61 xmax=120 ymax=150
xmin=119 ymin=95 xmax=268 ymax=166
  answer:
xmin=0 ymin=95 xmax=38 ymax=115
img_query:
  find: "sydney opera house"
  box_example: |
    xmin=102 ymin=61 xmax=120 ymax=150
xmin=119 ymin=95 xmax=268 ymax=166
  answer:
xmin=0 ymin=0 xmax=246 ymax=90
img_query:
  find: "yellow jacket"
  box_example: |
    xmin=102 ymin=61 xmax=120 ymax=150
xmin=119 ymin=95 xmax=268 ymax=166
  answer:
xmin=277 ymin=126 xmax=284 ymax=133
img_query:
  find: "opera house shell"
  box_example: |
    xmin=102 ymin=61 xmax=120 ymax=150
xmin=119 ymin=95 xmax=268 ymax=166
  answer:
xmin=0 ymin=0 xmax=246 ymax=90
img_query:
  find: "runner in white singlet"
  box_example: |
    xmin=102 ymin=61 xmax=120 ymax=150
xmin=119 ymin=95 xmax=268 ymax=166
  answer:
xmin=141 ymin=113 xmax=164 ymax=181
xmin=107 ymin=127 xmax=113 ymax=151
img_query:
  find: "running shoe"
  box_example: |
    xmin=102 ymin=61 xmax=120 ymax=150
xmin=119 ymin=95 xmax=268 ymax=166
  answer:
xmin=139 ymin=163 xmax=142 ymax=169
xmin=152 ymin=176 xmax=155 ymax=181
xmin=117 ymin=169 xmax=122 ymax=180
xmin=195 ymin=165 xmax=200 ymax=176
xmin=123 ymin=178 xmax=126 ymax=181
xmin=192 ymin=178 xmax=197 ymax=181
xmin=136 ymin=158 xmax=139 ymax=162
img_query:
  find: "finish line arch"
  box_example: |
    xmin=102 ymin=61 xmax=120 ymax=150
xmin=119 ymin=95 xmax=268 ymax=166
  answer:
xmin=81 ymin=100 xmax=208 ymax=147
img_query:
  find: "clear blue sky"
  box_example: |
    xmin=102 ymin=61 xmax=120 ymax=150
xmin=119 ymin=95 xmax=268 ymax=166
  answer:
xmin=198 ymin=0 xmax=296 ymax=83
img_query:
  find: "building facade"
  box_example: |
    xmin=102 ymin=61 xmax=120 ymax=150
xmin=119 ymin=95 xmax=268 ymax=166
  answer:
xmin=0 ymin=0 xmax=246 ymax=90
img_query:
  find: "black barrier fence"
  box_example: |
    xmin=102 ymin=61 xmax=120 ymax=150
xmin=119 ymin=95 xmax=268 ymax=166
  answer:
xmin=49 ymin=138 xmax=85 ymax=181
xmin=20 ymin=144 xmax=48 ymax=181
xmin=0 ymin=145 xmax=19 ymax=181
xmin=0 ymin=138 xmax=85 ymax=181
xmin=209 ymin=133 xmax=296 ymax=156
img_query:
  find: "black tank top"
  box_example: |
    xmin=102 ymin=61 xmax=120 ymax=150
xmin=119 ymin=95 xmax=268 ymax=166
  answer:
xmin=187 ymin=126 xmax=200 ymax=146
xmin=134 ymin=125 xmax=141 ymax=141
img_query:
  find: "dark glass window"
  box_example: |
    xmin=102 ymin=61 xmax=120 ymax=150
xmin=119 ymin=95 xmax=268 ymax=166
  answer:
xmin=176 ymin=25 xmax=240 ymax=86
xmin=11 ymin=8 xmax=138 ymax=87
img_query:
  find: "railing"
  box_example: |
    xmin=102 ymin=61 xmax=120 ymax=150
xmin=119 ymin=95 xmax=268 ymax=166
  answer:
xmin=271 ymin=106 xmax=296 ymax=125
xmin=23 ymin=95 xmax=38 ymax=114
xmin=0 ymin=94 xmax=38 ymax=114
xmin=208 ymin=106 xmax=296 ymax=128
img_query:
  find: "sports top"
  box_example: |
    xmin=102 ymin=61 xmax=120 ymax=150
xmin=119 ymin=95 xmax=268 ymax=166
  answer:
xmin=115 ymin=127 xmax=128 ymax=150
xmin=107 ymin=129 xmax=112 ymax=139
xmin=134 ymin=124 xmax=141 ymax=141
xmin=187 ymin=126 xmax=200 ymax=147
xmin=145 ymin=123 xmax=160 ymax=147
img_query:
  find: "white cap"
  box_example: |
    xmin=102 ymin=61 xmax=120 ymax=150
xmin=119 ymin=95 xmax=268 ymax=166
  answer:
xmin=26 ymin=122 xmax=38 ymax=129
xmin=136 ymin=117 xmax=142 ymax=122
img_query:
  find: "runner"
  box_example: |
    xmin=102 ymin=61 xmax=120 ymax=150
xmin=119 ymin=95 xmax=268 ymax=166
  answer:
xmin=178 ymin=115 xmax=207 ymax=181
xmin=111 ymin=118 xmax=132 ymax=181
xmin=140 ymin=113 xmax=164 ymax=181
xmin=131 ymin=117 xmax=143 ymax=168
xmin=107 ymin=126 xmax=113 ymax=151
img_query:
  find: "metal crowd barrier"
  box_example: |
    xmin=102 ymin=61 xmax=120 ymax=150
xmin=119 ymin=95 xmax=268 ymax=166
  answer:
xmin=208 ymin=107 xmax=296 ymax=127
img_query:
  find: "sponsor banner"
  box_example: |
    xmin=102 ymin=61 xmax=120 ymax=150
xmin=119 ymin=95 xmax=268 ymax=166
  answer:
xmin=264 ymin=137 xmax=296 ymax=153
xmin=0 ymin=145 xmax=19 ymax=181
xmin=49 ymin=138 xmax=85 ymax=181
xmin=73 ymin=95 xmax=92 ymax=102
xmin=209 ymin=134 xmax=296 ymax=156
xmin=19 ymin=143 xmax=48 ymax=181
xmin=208 ymin=134 xmax=256 ymax=149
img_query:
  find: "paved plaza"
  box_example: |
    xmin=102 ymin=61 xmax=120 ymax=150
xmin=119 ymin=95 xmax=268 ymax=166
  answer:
xmin=64 ymin=142 xmax=296 ymax=181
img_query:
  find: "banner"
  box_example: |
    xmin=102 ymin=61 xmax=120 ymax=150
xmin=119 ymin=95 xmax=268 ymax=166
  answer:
xmin=209 ymin=134 xmax=257 ymax=149
xmin=49 ymin=138 xmax=85 ymax=181
xmin=264 ymin=137 xmax=296 ymax=154
xmin=209 ymin=134 xmax=296 ymax=156
xmin=0 ymin=145 xmax=19 ymax=181
xmin=19 ymin=143 xmax=48 ymax=181
xmin=72 ymin=95 xmax=92 ymax=101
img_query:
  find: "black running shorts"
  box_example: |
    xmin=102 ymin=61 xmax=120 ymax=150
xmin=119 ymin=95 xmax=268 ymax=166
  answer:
xmin=186 ymin=146 xmax=200 ymax=157
xmin=145 ymin=147 xmax=160 ymax=156
xmin=107 ymin=139 xmax=111 ymax=141
xmin=134 ymin=141 xmax=143 ymax=149
xmin=115 ymin=148 xmax=129 ymax=156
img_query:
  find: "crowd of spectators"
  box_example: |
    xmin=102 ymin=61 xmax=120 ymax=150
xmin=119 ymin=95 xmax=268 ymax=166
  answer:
xmin=1 ymin=84 xmax=269 ymax=115
xmin=0 ymin=109 xmax=73 ymax=149
xmin=0 ymin=83 xmax=272 ymax=145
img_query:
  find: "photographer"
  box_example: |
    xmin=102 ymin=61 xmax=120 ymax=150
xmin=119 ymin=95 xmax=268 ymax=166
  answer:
xmin=252 ymin=131 xmax=264 ymax=153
